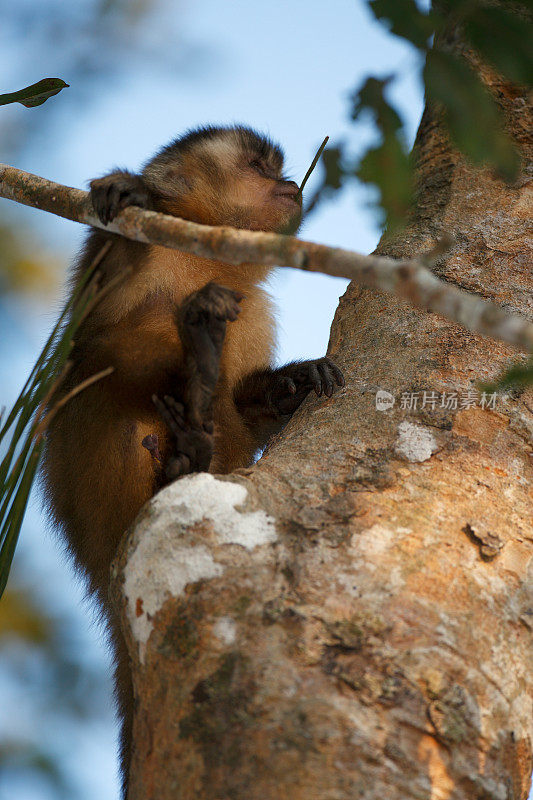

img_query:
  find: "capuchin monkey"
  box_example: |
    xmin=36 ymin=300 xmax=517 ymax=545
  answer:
xmin=41 ymin=125 xmax=344 ymax=795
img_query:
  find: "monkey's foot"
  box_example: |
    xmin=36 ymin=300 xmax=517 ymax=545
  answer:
xmin=90 ymin=171 xmax=153 ymax=225
xmin=178 ymin=282 xmax=243 ymax=427
xmin=152 ymin=394 xmax=214 ymax=479
xmin=270 ymin=358 xmax=345 ymax=415
xmin=179 ymin=281 xmax=243 ymax=351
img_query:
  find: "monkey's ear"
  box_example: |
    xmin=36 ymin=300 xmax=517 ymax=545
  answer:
xmin=142 ymin=163 xmax=191 ymax=199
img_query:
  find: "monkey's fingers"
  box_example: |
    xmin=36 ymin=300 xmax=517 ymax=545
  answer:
xmin=152 ymin=394 xmax=185 ymax=438
xmin=269 ymin=374 xmax=320 ymax=416
xmin=203 ymin=283 xmax=244 ymax=321
xmin=165 ymin=453 xmax=191 ymax=481
xmin=308 ymin=362 xmax=323 ymax=396
xmin=90 ymin=173 xmax=152 ymax=225
xmin=318 ymin=361 xmax=335 ymax=398
xmin=163 ymin=395 xmax=187 ymax=429
xmin=310 ymin=358 xmax=345 ymax=397
xmin=182 ymin=283 xmax=244 ymax=325
xmin=306 ymin=358 xmax=344 ymax=398
xmin=325 ymin=357 xmax=345 ymax=388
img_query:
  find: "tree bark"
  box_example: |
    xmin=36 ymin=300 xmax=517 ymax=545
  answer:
xmin=112 ymin=24 xmax=533 ymax=800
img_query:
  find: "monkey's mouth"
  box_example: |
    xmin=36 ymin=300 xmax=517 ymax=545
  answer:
xmin=273 ymin=191 xmax=301 ymax=207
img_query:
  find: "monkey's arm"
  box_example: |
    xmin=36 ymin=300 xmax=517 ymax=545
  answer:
xmin=234 ymin=358 xmax=344 ymax=449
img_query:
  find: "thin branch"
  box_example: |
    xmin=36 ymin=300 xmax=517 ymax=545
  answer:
xmin=33 ymin=366 xmax=115 ymax=441
xmin=0 ymin=162 xmax=532 ymax=352
xmin=295 ymin=135 xmax=329 ymax=200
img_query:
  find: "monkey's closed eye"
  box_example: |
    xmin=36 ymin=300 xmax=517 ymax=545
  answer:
xmin=250 ymin=159 xmax=276 ymax=179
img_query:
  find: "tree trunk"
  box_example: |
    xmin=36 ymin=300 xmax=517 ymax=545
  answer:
xmin=112 ymin=23 xmax=533 ymax=800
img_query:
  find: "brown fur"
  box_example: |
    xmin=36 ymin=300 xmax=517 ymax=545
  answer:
xmin=41 ymin=126 xmax=303 ymax=795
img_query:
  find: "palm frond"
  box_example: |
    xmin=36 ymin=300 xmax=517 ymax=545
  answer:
xmin=0 ymin=242 xmax=115 ymax=598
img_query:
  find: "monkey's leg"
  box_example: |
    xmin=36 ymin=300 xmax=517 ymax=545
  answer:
xmin=234 ymin=357 xmax=344 ymax=448
xmin=154 ymin=282 xmax=243 ymax=480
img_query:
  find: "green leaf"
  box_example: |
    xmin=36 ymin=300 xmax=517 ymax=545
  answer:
xmin=0 ymin=78 xmax=69 ymax=108
xmin=464 ymin=7 xmax=533 ymax=87
xmin=369 ymin=0 xmax=436 ymax=50
xmin=0 ymin=260 xmax=105 ymax=600
xmin=351 ymin=77 xmax=413 ymax=231
xmin=358 ymin=138 xmax=413 ymax=232
xmin=351 ymin=76 xmax=403 ymax=133
xmin=320 ymin=145 xmax=345 ymax=192
xmin=424 ymin=50 xmax=520 ymax=181
xmin=480 ymin=359 xmax=533 ymax=392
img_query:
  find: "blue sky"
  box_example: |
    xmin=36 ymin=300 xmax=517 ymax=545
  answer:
xmin=0 ymin=1 xmax=426 ymax=797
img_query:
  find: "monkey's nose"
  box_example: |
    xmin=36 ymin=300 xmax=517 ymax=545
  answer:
xmin=285 ymin=180 xmax=299 ymax=194
xmin=276 ymin=180 xmax=300 ymax=197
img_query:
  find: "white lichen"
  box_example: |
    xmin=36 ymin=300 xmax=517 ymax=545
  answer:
xmin=395 ymin=421 xmax=438 ymax=462
xmin=161 ymin=473 xmax=278 ymax=550
xmin=123 ymin=474 xmax=277 ymax=662
xmin=212 ymin=616 xmax=237 ymax=646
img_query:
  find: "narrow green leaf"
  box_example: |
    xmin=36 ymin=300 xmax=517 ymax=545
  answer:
xmin=0 ymin=445 xmax=42 ymax=597
xmin=0 ymin=78 xmax=69 ymax=108
xmin=0 ymin=258 xmax=103 ymax=599
xmin=424 ymin=50 xmax=520 ymax=181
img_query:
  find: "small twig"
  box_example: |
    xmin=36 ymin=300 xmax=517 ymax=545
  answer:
xmin=79 ymin=265 xmax=133 ymax=323
xmin=295 ymin=136 xmax=329 ymax=201
xmin=0 ymin=163 xmax=532 ymax=353
xmin=34 ymin=360 xmax=73 ymax=428
xmin=33 ymin=366 xmax=114 ymax=441
xmin=82 ymin=239 xmax=113 ymax=284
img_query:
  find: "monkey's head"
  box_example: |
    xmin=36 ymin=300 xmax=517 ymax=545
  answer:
xmin=143 ymin=125 xmax=302 ymax=235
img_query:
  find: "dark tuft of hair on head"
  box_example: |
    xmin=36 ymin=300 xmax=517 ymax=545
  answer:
xmin=144 ymin=124 xmax=284 ymax=172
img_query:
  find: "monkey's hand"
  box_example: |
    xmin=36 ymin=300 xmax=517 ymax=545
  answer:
xmin=234 ymin=358 xmax=344 ymax=450
xmin=178 ymin=282 xmax=243 ymax=427
xmin=90 ymin=171 xmax=154 ymax=225
xmin=152 ymin=394 xmax=214 ymax=480
xmin=269 ymin=358 xmax=345 ymax=415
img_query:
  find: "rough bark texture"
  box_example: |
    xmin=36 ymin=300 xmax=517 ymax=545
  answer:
xmin=112 ymin=24 xmax=532 ymax=800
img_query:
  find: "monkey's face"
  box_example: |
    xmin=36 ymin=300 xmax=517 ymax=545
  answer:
xmin=221 ymin=145 xmax=303 ymax=235
xmin=157 ymin=132 xmax=303 ymax=235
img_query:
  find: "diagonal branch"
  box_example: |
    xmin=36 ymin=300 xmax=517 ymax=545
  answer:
xmin=0 ymin=162 xmax=531 ymax=352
